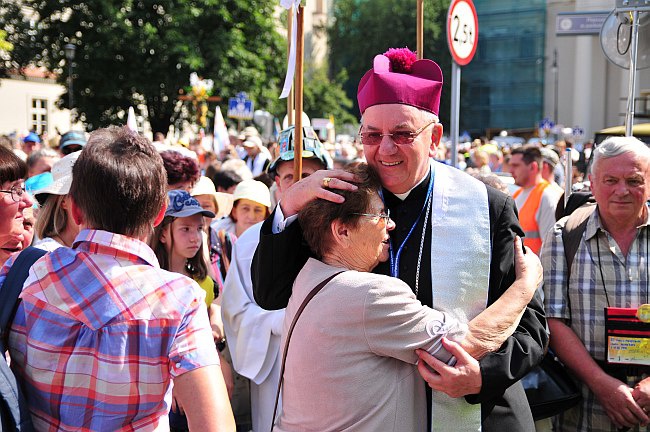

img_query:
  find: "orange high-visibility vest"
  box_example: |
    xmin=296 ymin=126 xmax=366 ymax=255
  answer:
xmin=513 ymin=180 xmax=550 ymax=255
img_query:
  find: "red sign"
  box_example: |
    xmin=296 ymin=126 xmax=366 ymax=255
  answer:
xmin=447 ymin=0 xmax=479 ymax=66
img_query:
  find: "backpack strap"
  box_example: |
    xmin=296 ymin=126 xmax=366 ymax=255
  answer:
xmin=0 ymin=247 xmax=47 ymax=352
xmin=560 ymin=204 xmax=596 ymax=327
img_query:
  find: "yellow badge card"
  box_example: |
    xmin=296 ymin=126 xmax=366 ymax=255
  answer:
xmin=607 ymin=336 xmax=650 ymax=366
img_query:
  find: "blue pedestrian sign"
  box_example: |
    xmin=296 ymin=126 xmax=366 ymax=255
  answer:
xmin=227 ymin=92 xmax=254 ymax=120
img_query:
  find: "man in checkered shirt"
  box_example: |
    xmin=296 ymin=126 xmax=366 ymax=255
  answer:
xmin=542 ymin=136 xmax=650 ymax=431
xmin=4 ymin=126 xmax=235 ymax=431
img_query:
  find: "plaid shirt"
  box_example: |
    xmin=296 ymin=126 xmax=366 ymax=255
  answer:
xmin=1 ymin=229 xmax=218 ymax=432
xmin=542 ymin=205 xmax=650 ymax=432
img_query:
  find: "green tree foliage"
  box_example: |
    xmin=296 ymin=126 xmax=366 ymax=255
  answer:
xmin=328 ymin=0 xmax=452 ymax=123
xmin=303 ymin=62 xmax=356 ymax=126
xmin=1 ymin=0 xmax=286 ymax=133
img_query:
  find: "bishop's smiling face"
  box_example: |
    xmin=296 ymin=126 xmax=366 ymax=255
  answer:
xmin=361 ymin=104 xmax=442 ymax=194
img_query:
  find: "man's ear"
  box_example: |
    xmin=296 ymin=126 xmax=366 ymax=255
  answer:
xmin=329 ymin=219 xmax=351 ymax=248
xmin=69 ymin=197 xmax=84 ymax=226
xmin=274 ymin=175 xmax=283 ymax=201
xmin=429 ymin=123 xmax=443 ymax=157
xmin=153 ymin=200 xmax=168 ymax=227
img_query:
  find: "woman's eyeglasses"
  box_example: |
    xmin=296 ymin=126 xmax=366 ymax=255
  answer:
xmin=352 ymin=209 xmax=391 ymax=222
xmin=0 ymin=184 xmax=27 ymax=202
xmin=358 ymin=120 xmax=436 ymax=146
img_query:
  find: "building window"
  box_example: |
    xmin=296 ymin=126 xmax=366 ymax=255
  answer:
xmin=30 ymin=98 xmax=48 ymax=134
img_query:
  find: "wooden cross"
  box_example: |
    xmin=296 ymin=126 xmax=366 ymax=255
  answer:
xmin=178 ymin=90 xmax=222 ymax=127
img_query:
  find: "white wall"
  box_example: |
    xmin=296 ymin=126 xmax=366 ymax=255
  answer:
xmin=0 ymin=76 xmax=73 ymax=137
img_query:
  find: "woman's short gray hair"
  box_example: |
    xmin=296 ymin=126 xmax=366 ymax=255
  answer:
xmin=591 ymin=136 xmax=650 ymax=175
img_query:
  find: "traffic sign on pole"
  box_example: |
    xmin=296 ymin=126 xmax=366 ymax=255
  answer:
xmin=447 ymin=0 xmax=478 ymax=168
xmin=447 ymin=0 xmax=479 ymax=66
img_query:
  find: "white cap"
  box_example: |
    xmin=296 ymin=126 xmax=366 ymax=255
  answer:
xmin=33 ymin=151 xmax=81 ymax=196
xmin=232 ymin=180 xmax=271 ymax=209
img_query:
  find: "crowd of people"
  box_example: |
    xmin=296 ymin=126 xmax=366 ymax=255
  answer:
xmin=0 ymin=46 xmax=648 ymax=432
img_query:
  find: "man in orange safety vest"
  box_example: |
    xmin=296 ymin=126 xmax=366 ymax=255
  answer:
xmin=509 ymin=145 xmax=562 ymax=255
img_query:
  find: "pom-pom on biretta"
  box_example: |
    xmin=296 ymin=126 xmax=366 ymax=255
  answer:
xmin=384 ymin=48 xmax=417 ymax=73
xmin=357 ymin=48 xmax=443 ymax=116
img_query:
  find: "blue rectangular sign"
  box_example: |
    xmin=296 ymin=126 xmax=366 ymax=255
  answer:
xmin=227 ymin=94 xmax=254 ymax=120
xmin=556 ymin=12 xmax=608 ymax=36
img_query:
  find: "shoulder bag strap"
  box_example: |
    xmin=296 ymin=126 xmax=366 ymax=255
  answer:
xmin=561 ymin=203 xmax=596 ymax=327
xmin=0 ymin=247 xmax=47 ymax=352
xmin=270 ymin=271 xmax=343 ymax=432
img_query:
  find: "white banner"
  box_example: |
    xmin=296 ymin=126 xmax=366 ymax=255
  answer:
xmin=279 ymin=0 xmax=301 ymax=99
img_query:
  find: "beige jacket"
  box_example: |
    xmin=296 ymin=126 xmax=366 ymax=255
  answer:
xmin=274 ymin=259 xmax=467 ymax=432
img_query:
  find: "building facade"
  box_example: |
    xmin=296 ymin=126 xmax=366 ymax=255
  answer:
xmin=460 ymin=0 xmax=649 ymax=140
xmin=462 ymin=0 xmax=546 ymax=136
xmin=0 ymin=67 xmax=73 ymax=138
xmin=545 ymin=0 xmax=649 ymax=140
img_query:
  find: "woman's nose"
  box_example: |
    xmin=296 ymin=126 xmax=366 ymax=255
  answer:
xmin=20 ymin=192 xmax=33 ymax=209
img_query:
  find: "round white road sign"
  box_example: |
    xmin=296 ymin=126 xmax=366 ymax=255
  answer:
xmin=446 ymin=0 xmax=478 ymax=66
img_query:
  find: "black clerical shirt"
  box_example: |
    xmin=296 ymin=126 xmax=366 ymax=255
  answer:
xmin=373 ymin=171 xmax=435 ymax=425
xmin=374 ymin=171 xmax=433 ymax=310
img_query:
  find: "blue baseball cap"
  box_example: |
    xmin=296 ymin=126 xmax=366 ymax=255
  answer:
xmin=166 ymin=190 xmax=215 ymax=218
xmin=59 ymin=131 xmax=87 ymax=153
xmin=23 ymin=132 xmax=41 ymax=143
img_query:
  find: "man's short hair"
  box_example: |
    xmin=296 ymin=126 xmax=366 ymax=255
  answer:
xmin=591 ymin=136 xmax=650 ymax=175
xmin=70 ymin=126 xmax=166 ymax=237
xmin=511 ymin=145 xmax=543 ymax=168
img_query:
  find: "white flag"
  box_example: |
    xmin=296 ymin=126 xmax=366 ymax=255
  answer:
xmin=126 ymin=107 xmax=138 ymax=132
xmin=213 ymin=106 xmax=230 ymax=155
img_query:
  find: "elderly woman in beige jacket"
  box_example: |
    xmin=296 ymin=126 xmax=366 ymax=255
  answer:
xmin=273 ymin=163 xmax=542 ymax=432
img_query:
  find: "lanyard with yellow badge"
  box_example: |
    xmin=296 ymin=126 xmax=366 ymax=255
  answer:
xmin=605 ymin=305 xmax=650 ymax=367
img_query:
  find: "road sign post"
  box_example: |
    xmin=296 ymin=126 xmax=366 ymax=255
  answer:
xmin=447 ymin=0 xmax=478 ymax=168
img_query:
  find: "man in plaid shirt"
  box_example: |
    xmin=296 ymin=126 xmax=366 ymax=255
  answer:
xmin=542 ymin=136 xmax=650 ymax=431
xmin=4 ymin=126 xmax=235 ymax=431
